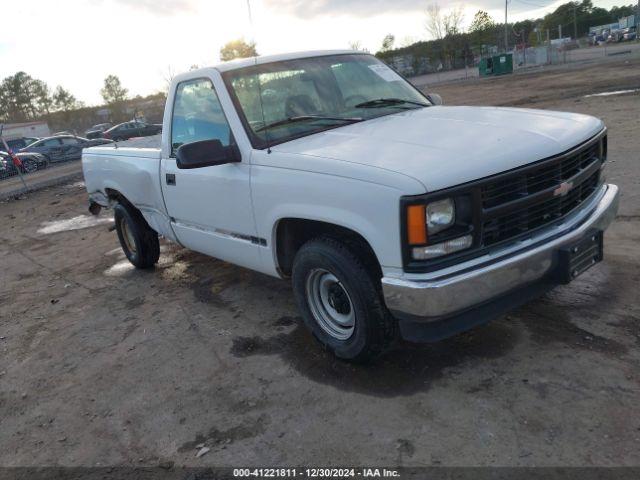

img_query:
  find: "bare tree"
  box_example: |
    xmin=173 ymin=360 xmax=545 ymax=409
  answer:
xmin=425 ymin=3 xmax=465 ymax=39
xmin=443 ymin=6 xmax=465 ymax=36
xmin=425 ymin=4 xmax=445 ymax=40
xmin=400 ymin=36 xmax=418 ymax=48
xmin=348 ymin=40 xmax=369 ymax=53
xmin=162 ymin=65 xmax=176 ymax=93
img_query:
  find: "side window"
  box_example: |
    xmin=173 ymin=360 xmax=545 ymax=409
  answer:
xmin=60 ymin=137 xmax=79 ymax=145
xmin=171 ymin=78 xmax=232 ymax=156
xmin=43 ymin=138 xmax=61 ymax=147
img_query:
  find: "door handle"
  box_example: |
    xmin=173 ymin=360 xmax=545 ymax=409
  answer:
xmin=166 ymin=173 xmax=176 ymax=186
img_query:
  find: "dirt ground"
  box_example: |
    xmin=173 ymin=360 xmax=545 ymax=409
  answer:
xmin=1 ymin=57 xmax=639 ymax=468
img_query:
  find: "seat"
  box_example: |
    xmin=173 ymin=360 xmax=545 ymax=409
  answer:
xmin=284 ymin=94 xmax=318 ymax=118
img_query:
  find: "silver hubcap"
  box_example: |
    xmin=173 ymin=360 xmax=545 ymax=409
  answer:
xmin=305 ymin=268 xmax=355 ymax=340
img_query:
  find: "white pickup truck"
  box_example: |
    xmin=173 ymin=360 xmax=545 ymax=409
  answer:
xmin=83 ymin=50 xmax=619 ymax=361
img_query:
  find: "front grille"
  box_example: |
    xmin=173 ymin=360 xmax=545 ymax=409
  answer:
xmin=482 ymin=170 xmax=600 ymax=246
xmin=479 ymin=136 xmax=604 ymax=247
xmin=481 ymin=141 xmax=600 ymax=208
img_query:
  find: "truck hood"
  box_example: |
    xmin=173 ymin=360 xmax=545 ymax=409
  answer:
xmin=272 ymin=106 xmax=604 ymax=192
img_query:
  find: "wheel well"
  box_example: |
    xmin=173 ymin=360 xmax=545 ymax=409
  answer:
xmin=275 ymin=218 xmax=381 ymax=278
xmin=104 ymin=189 xmax=154 ymax=230
xmin=105 ymin=188 xmax=133 ymax=209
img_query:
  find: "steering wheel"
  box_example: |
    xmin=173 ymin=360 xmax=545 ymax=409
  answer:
xmin=344 ymin=94 xmax=368 ymax=108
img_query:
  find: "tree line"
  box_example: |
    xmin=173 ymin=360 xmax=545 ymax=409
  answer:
xmin=375 ymin=0 xmax=637 ymax=70
xmin=1 ymin=38 xmax=259 ymax=125
xmin=0 ymin=72 xmax=132 ymax=124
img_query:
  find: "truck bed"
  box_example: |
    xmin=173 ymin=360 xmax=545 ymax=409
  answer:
xmin=86 ymin=134 xmax=162 ymax=159
xmin=82 ymin=134 xmax=170 ymax=238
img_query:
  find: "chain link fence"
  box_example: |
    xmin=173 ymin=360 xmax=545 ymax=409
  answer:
xmin=382 ymin=39 xmax=640 ymax=85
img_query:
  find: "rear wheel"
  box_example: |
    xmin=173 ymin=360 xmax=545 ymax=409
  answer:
xmin=21 ymin=158 xmax=38 ymax=173
xmin=114 ymin=203 xmax=160 ymax=269
xmin=292 ymin=236 xmax=397 ymax=362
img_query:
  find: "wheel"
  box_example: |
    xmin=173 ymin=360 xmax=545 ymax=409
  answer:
xmin=21 ymin=158 xmax=38 ymax=174
xmin=114 ymin=203 xmax=160 ymax=269
xmin=292 ymin=236 xmax=397 ymax=362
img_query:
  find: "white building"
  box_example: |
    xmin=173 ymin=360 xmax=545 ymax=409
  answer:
xmin=1 ymin=121 xmax=50 ymax=140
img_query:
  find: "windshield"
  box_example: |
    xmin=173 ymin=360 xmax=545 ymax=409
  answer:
xmin=222 ymin=54 xmax=430 ymax=149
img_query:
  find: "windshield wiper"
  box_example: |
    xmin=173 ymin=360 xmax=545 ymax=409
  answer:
xmin=354 ymin=98 xmax=429 ymax=109
xmin=255 ymin=115 xmax=363 ymax=132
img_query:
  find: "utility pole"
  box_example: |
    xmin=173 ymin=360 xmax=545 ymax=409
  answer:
xmin=505 ymin=0 xmax=509 ymax=52
xmin=559 ymin=24 xmax=562 ymax=39
xmin=573 ymin=4 xmax=578 ymax=39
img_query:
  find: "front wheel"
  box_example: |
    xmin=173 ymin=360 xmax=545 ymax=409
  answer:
xmin=114 ymin=203 xmax=160 ymax=269
xmin=21 ymin=158 xmax=38 ymax=173
xmin=292 ymin=236 xmax=397 ymax=362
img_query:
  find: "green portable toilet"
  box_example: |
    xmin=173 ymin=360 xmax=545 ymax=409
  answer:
xmin=492 ymin=53 xmax=513 ymax=75
xmin=479 ymin=57 xmax=493 ymax=76
xmin=479 ymin=53 xmax=513 ymax=76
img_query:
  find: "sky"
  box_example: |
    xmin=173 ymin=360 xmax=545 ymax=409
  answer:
xmin=0 ymin=0 xmax=628 ymax=105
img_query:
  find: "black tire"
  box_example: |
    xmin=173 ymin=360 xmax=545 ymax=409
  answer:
xmin=21 ymin=158 xmax=38 ymax=174
xmin=292 ymin=236 xmax=397 ymax=363
xmin=114 ymin=202 xmax=160 ymax=269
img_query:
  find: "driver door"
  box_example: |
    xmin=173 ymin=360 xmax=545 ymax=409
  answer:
xmin=59 ymin=137 xmax=83 ymax=160
xmin=42 ymin=138 xmax=64 ymax=162
xmin=160 ymin=77 xmax=260 ymax=270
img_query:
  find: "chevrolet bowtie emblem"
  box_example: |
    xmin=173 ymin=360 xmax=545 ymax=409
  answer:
xmin=553 ymin=181 xmax=573 ymax=197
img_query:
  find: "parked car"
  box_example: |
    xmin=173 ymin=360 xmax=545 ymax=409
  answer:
xmin=622 ymin=26 xmax=637 ymax=41
xmin=595 ymin=30 xmax=608 ymax=44
xmin=20 ymin=135 xmax=113 ymax=163
xmin=606 ymin=29 xmax=625 ymax=43
xmin=0 ymin=150 xmax=48 ymax=178
xmin=102 ymin=121 xmax=162 ymax=141
xmin=5 ymin=137 xmax=39 ymax=151
xmin=85 ymin=123 xmax=113 ymax=139
xmin=83 ymin=50 xmax=619 ymax=362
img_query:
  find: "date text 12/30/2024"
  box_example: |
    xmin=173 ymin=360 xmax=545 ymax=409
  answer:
xmin=233 ymin=468 xmax=401 ymax=478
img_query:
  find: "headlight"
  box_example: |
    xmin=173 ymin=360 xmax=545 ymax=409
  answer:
xmin=426 ymin=198 xmax=455 ymax=234
xmin=405 ymin=196 xmax=472 ymax=262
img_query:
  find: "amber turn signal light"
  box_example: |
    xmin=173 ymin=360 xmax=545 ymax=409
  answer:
xmin=407 ymin=205 xmax=427 ymax=245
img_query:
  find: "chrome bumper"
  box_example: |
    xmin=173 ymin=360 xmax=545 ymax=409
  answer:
xmin=382 ymin=184 xmax=620 ymax=322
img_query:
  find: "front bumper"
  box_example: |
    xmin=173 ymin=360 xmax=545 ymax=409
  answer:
xmin=382 ymin=184 xmax=619 ymax=341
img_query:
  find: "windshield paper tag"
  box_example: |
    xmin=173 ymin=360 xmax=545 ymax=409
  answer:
xmin=368 ymin=64 xmax=402 ymax=82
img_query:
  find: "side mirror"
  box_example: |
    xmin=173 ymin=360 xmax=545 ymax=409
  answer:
xmin=176 ymin=139 xmax=240 ymax=169
xmin=426 ymin=93 xmax=444 ymax=106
